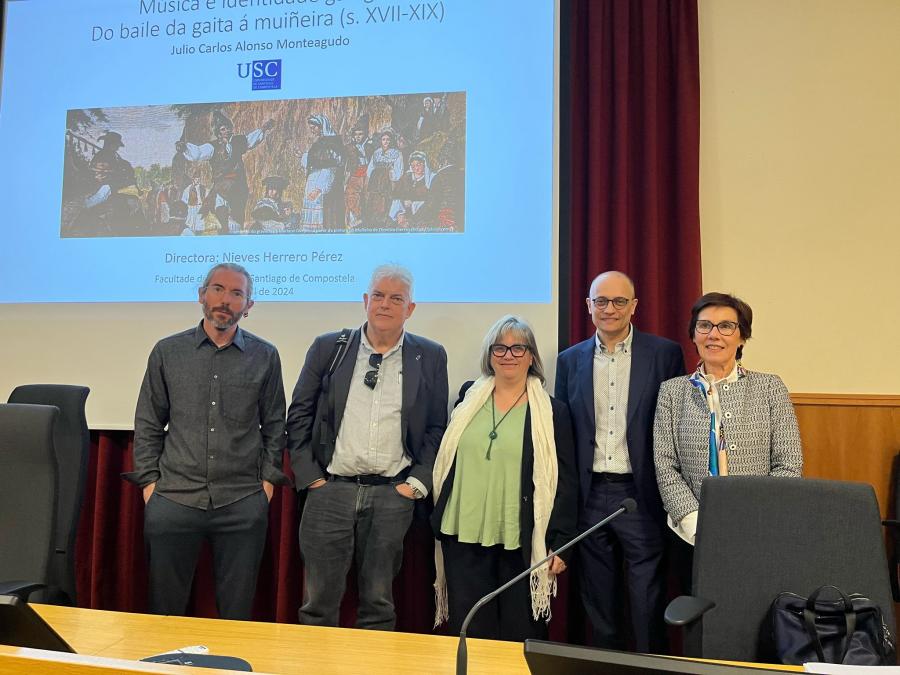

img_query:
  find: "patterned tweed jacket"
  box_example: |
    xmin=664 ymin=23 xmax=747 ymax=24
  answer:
xmin=653 ymin=370 xmax=803 ymax=523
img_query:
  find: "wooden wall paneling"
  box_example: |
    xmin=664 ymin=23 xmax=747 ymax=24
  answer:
xmin=791 ymin=394 xmax=900 ymax=518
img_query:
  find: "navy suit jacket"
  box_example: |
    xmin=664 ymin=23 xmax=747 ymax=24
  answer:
xmin=555 ymin=328 xmax=684 ymax=520
xmin=287 ymin=328 xmax=449 ymax=492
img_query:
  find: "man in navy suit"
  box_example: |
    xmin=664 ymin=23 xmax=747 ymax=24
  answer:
xmin=555 ymin=271 xmax=684 ymax=652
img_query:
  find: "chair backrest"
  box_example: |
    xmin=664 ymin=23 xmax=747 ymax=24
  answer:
xmin=0 ymin=403 xmax=60 ymax=588
xmin=7 ymin=385 xmax=90 ymax=605
xmin=688 ymin=476 xmax=896 ymax=662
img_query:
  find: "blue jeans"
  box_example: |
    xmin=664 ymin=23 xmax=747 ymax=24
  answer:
xmin=298 ymin=480 xmax=415 ymax=629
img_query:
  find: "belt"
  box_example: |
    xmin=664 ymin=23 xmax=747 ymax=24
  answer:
xmin=592 ymin=472 xmax=634 ymax=483
xmin=329 ymin=471 xmax=407 ymax=486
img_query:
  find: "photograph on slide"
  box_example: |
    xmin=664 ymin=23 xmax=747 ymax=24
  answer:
xmin=60 ymin=91 xmax=466 ymax=239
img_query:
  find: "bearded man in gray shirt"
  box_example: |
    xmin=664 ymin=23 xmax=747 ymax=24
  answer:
xmin=287 ymin=264 xmax=448 ymax=630
xmin=125 ymin=262 xmax=288 ymax=620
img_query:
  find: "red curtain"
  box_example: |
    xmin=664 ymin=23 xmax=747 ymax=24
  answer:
xmin=74 ymin=432 xmax=453 ymax=628
xmin=564 ymin=0 xmax=701 ymax=357
xmin=74 ymin=432 xmax=565 ymax=635
xmin=73 ymin=0 xmax=701 ymax=645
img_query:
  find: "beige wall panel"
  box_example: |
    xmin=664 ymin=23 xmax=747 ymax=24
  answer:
xmin=700 ymin=0 xmax=900 ymax=393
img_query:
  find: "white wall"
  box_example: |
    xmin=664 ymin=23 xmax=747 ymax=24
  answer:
xmin=699 ymin=0 xmax=900 ymax=393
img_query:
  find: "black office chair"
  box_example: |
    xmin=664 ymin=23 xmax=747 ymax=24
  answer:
xmin=0 ymin=403 xmax=60 ymax=600
xmin=882 ymin=451 xmax=900 ymax=602
xmin=8 ymin=385 xmax=90 ymax=606
xmin=664 ymin=476 xmax=896 ymax=662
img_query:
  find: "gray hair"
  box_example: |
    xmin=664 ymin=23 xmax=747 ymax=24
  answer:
xmin=479 ymin=314 xmax=545 ymax=384
xmin=368 ymin=263 xmax=414 ymax=301
xmin=201 ymin=263 xmax=253 ymax=300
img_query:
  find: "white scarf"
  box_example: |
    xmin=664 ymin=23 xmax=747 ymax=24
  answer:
xmin=432 ymin=375 xmax=558 ymax=627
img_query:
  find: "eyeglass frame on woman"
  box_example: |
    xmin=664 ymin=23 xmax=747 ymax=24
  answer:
xmin=490 ymin=344 xmax=530 ymax=358
xmin=363 ymin=352 xmax=383 ymax=389
xmin=694 ymin=320 xmax=739 ymax=336
xmin=589 ymin=296 xmax=632 ymax=309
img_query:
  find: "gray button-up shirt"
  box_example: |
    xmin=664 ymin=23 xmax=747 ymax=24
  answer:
xmin=126 ymin=322 xmax=287 ymax=510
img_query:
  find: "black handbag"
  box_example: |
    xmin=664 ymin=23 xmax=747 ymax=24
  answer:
xmin=769 ymin=585 xmax=895 ymax=665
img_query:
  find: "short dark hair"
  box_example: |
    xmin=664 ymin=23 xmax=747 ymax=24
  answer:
xmin=689 ymin=292 xmax=753 ymax=360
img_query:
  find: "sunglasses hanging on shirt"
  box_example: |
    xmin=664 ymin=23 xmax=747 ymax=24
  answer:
xmin=364 ymin=353 xmax=383 ymax=389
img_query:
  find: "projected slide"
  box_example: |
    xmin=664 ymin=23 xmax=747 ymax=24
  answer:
xmin=61 ymin=93 xmax=465 ymax=237
xmin=0 ymin=1 xmax=552 ymax=303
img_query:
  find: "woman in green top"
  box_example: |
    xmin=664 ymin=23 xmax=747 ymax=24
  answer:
xmin=431 ymin=315 xmax=578 ymax=641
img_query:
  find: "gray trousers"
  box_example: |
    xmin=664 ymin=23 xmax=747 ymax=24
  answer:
xmin=143 ymin=490 xmax=269 ymax=620
xmin=298 ymin=480 xmax=415 ymax=630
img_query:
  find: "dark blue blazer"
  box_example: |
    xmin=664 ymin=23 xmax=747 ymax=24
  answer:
xmin=287 ymin=329 xmax=449 ymax=493
xmin=554 ymin=328 xmax=684 ymax=520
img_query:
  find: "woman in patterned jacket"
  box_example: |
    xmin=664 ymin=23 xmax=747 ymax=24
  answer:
xmin=653 ymin=292 xmax=803 ymax=546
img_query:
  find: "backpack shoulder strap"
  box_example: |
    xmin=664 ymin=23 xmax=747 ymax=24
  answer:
xmin=325 ymin=328 xmax=353 ymax=377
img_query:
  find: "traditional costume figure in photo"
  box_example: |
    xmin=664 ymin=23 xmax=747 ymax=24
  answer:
xmin=299 ymin=114 xmax=344 ymax=230
xmin=344 ymin=115 xmax=371 ymax=228
xmin=390 ymin=151 xmax=434 ymax=228
xmin=178 ymin=111 xmax=274 ymax=232
xmin=181 ymin=174 xmax=208 ymax=233
xmin=78 ymin=131 xmax=145 ymax=234
xmin=250 ymin=176 xmax=291 ymax=233
xmin=415 ymin=96 xmax=440 ymax=142
xmin=364 ymin=130 xmax=404 ymax=228
xmin=422 ymin=140 xmax=464 ymax=231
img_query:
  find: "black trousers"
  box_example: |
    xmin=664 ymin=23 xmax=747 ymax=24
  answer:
xmin=441 ymin=536 xmax=548 ymax=642
xmin=143 ymin=490 xmax=269 ymax=620
xmin=578 ymin=477 xmax=667 ymax=652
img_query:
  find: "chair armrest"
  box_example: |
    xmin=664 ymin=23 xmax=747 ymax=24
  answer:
xmin=0 ymin=581 xmax=46 ymax=600
xmin=664 ymin=595 xmax=716 ymax=626
xmin=882 ymin=519 xmax=900 ymax=528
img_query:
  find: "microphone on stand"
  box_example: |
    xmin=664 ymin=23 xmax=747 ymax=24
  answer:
xmin=455 ymin=497 xmax=637 ymax=675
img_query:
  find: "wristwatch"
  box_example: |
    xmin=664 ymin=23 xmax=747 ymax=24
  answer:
xmin=409 ymin=483 xmax=423 ymax=499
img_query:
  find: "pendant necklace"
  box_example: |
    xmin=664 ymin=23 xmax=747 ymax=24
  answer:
xmin=487 ymin=388 xmax=527 ymax=460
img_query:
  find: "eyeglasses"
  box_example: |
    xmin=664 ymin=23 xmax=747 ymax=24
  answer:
xmin=369 ymin=291 xmax=407 ymax=306
xmin=695 ymin=320 xmax=739 ymax=336
xmin=590 ymin=296 xmax=632 ymax=309
xmin=204 ymin=284 xmax=246 ymax=300
xmin=490 ymin=344 xmax=529 ymax=358
xmin=363 ymin=353 xmax=383 ymax=389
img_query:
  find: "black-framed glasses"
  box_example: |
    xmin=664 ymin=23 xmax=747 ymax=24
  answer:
xmin=363 ymin=353 xmax=383 ymax=389
xmin=590 ymin=296 xmax=632 ymax=309
xmin=695 ymin=320 xmax=739 ymax=336
xmin=490 ymin=344 xmax=529 ymax=358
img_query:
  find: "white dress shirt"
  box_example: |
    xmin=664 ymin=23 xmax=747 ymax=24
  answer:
xmin=592 ymin=326 xmax=634 ymax=474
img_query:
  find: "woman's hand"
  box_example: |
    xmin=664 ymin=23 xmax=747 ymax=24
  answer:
xmin=549 ymin=555 xmax=567 ymax=575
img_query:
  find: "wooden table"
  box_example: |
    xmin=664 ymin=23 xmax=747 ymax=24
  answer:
xmin=0 ymin=605 xmax=803 ymax=674
xmin=22 ymin=604 xmax=528 ymax=674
